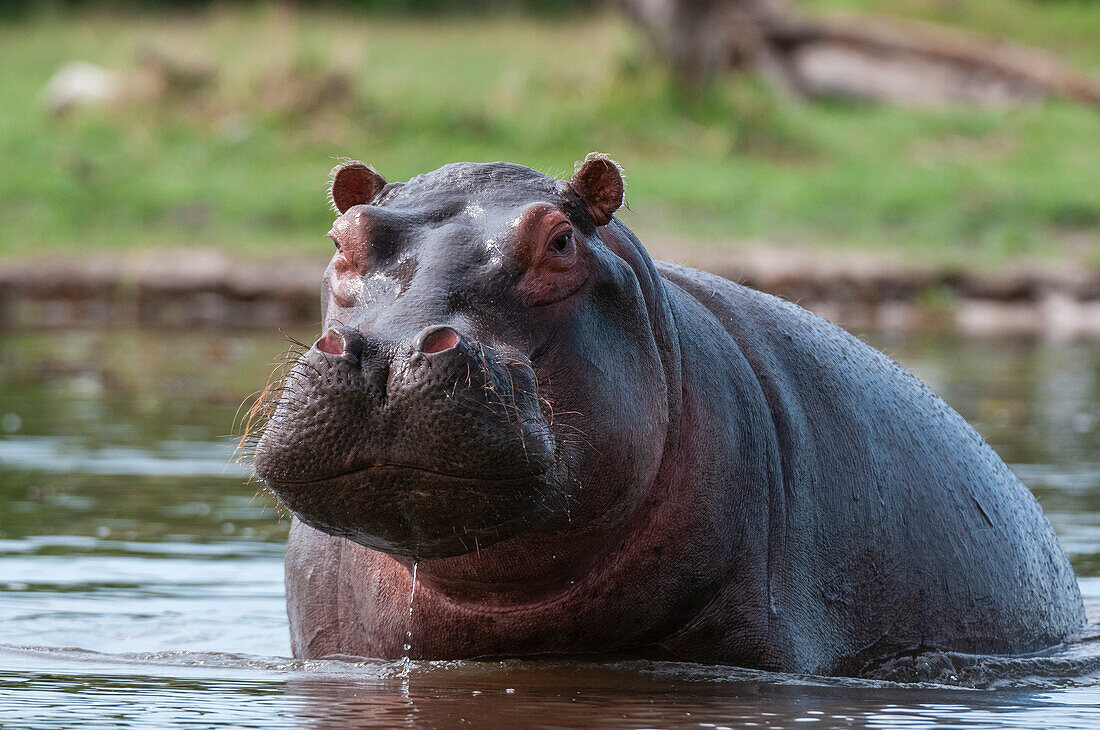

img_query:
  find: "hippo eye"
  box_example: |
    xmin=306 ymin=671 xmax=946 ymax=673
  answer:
xmin=549 ymin=231 xmax=572 ymax=254
xmin=327 ymin=233 xmax=340 ymax=250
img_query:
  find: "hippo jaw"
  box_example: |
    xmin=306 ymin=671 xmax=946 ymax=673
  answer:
xmin=259 ymin=464 xmax=560 ymax=559
xmin=251 ymin=332 xmax=568 ymax=560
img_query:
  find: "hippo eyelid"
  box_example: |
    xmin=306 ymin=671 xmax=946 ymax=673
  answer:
xmin=546 ymin=224 xmax=574 ymax=256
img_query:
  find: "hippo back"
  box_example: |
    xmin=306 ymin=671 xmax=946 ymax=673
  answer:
xmin=656 ymin=261 xmax=1085 ymax=674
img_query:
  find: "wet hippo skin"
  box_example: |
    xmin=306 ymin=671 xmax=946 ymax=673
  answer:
xmin=251 ymin=154 xmax=1085 ymax=676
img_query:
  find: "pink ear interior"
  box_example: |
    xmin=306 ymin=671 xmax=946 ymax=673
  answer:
xmin=330 ymin=163 xmax=387 ymax=214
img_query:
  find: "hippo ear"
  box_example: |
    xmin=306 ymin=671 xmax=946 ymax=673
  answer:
xmin=568 ymin=153 xmax=624 ymax=227
xmin=329 ymin=162 xmax=387 ymax=214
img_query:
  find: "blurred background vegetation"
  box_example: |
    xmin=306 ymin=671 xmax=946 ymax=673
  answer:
xmin=0 ymin=0 xmax=1097 ymax=269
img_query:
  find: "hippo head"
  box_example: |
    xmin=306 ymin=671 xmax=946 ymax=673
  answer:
xmin=251 ymin=155 xmax=680 ymax=561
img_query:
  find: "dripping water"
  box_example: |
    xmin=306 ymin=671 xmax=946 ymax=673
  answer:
xmin=398 ymin=561 xmax=419 ymax=684
xmin=403 ymin=561 xmax=419 ymax=657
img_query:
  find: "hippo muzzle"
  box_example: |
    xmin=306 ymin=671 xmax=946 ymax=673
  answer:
xmin=252 ymin=323 xmax=562 ymax=559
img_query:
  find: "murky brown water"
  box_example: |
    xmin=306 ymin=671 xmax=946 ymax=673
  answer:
xmin=0 ymin=328 xmax=1097 ymax=728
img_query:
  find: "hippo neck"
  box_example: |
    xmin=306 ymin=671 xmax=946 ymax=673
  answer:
xmin=599 ymin=218 xmax=684 ymax=454
xmin=399 ymin=220 xmax=686 ymax=600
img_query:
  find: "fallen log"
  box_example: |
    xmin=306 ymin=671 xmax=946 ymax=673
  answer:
xmin=620 ymin=0 xmax=1100 ymax=106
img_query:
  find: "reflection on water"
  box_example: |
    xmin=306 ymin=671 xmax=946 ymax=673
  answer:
xmin=0 ymin=328 xmax=1097 ymax=728
xmin=6 ymin=650 xmax=1100 ymax=729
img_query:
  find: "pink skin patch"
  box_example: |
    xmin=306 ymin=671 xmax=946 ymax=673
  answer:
xmin=317 ymin=330 xmax=345 ymax=355
xmin=421 ymin=327 xmax=459 ymax=354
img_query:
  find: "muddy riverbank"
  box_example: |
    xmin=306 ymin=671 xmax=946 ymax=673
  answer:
xmin=3 ymin=247 xmax=1099 ymax=337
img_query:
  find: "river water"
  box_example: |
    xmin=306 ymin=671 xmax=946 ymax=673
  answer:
xmin=0 ymin=328 xmax=1097 ymax=728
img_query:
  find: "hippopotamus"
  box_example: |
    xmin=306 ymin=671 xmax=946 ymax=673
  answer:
xmin=251 ymin=154 xmax=1084 ymax=676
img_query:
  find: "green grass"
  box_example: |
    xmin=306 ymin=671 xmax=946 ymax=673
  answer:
xmin=0 ymin=2 xmax=1098 ymax=269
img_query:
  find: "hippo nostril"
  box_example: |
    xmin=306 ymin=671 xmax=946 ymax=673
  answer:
xmin=417 ymin=326 xmax=460 ymax=355
xmin=317 ymin=329 xmax=345 ymax=355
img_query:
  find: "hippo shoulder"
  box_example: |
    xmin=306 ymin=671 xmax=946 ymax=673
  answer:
xmin=656 ymin=259 xmax=981 ymax=435
xmin=654 ymin=260 xmax=928 ymax=406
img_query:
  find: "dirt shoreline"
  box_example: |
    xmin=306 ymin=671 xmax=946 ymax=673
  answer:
xmin=3 ymin=248 xmax=1099 ymax=338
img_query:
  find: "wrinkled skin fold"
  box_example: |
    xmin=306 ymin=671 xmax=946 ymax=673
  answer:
xmin=251 ymin=156 xmax=1085 ymax=676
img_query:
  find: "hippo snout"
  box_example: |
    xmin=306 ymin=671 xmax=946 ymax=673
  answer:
xmin=251 ymin=325 xmax=565 ymax=558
